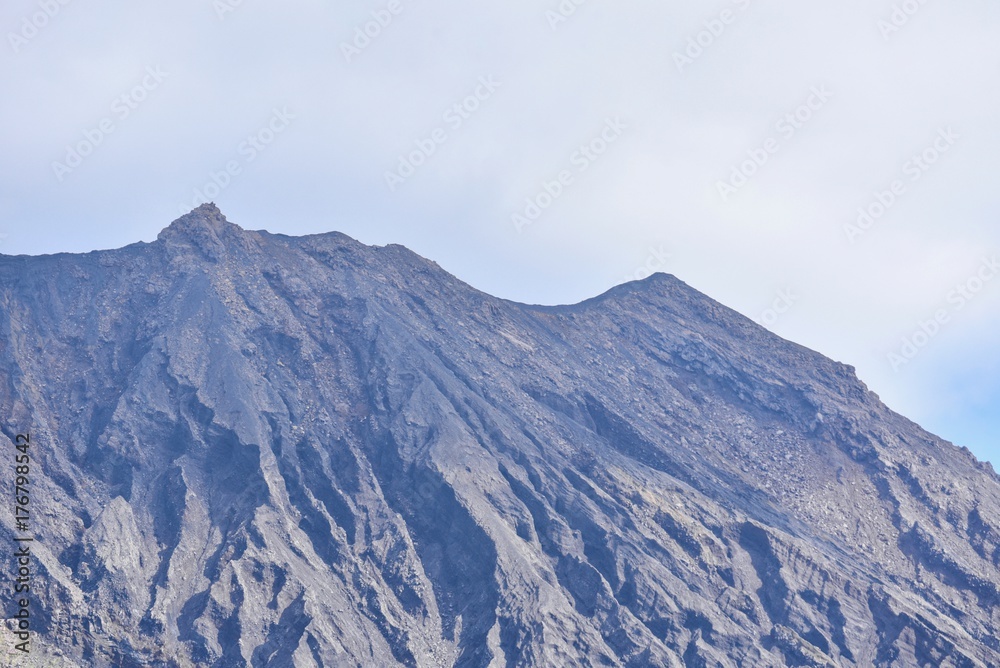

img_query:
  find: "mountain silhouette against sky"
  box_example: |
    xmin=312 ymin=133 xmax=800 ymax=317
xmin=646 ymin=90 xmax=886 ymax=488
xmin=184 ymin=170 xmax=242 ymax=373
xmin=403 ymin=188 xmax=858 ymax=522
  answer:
xmin=0 ymin=204 xmax=997 ymax=667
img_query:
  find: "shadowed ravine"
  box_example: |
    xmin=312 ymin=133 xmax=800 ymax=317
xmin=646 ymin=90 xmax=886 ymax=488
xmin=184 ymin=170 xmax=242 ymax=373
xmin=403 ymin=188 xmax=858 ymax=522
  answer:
xmin=0 ymin=204 xmax=998 ymax=666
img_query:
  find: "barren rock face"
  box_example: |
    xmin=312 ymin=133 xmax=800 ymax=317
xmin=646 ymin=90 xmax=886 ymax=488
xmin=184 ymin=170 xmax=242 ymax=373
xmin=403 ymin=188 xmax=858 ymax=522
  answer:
xmin=0 ymin=204 xmax=997 ymax=667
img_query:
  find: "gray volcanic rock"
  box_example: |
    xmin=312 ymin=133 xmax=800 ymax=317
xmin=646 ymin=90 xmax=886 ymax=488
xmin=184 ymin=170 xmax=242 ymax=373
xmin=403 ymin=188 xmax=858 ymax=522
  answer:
xmin=0 ymin=204 xmax=998 ymax=666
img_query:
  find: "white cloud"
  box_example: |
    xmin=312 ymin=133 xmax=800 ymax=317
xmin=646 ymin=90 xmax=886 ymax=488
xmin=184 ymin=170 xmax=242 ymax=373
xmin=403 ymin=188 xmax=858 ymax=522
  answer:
xmin=1 ymin=0 xmax=997 ymax=461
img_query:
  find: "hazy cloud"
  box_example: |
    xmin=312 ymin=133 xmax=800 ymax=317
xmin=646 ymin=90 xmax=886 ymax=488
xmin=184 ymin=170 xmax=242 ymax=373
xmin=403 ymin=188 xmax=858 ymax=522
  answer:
xmin=1 ymin=0 xmax=998 ymax=462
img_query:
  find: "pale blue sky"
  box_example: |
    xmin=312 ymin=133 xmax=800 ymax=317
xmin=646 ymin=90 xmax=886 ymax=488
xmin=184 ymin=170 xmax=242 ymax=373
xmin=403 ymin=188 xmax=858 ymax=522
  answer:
xmin=1 ymin=0 xmax=998 ymax=466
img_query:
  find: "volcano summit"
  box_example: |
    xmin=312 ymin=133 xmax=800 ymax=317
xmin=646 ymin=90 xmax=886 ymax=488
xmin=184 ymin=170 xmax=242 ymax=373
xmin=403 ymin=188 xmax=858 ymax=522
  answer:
xmin=0 ymin=205 xmax=997 ymax=667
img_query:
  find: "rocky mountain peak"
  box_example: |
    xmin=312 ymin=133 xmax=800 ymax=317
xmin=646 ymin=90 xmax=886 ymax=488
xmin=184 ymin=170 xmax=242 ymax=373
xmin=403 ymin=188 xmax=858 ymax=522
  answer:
xmin=156 ymin=202 xmax=241 ymax=259
xmin=2 ymin=212 xmax=999 ymax=666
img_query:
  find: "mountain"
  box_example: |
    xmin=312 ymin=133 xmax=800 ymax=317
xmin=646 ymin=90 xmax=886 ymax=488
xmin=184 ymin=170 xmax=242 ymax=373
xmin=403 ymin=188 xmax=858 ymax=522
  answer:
xmin=0 ymin=204 xmax=998 ymax=667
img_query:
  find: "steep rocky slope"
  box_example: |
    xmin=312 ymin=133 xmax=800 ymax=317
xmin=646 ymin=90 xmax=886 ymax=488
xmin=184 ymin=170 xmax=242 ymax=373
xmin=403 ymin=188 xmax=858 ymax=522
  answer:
xmin=0 ymin=204 xmax=997 ymax=666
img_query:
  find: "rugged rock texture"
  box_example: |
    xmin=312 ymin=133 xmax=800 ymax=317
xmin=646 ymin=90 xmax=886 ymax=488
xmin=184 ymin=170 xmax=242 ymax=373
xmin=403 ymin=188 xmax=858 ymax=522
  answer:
xmin=0 ymin=204 xmax=998 ymax=666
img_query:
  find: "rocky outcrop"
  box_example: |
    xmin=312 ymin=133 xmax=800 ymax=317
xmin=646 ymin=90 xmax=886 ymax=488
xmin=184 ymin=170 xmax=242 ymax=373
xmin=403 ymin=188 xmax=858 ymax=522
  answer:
xmin=0 ymin=204 xmax=997 ymax=666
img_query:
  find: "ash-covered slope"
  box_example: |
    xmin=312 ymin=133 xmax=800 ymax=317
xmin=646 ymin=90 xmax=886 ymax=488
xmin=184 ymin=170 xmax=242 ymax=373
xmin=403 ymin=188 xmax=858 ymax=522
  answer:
xmin=0 ymin=204 xmax=998 ymax=667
